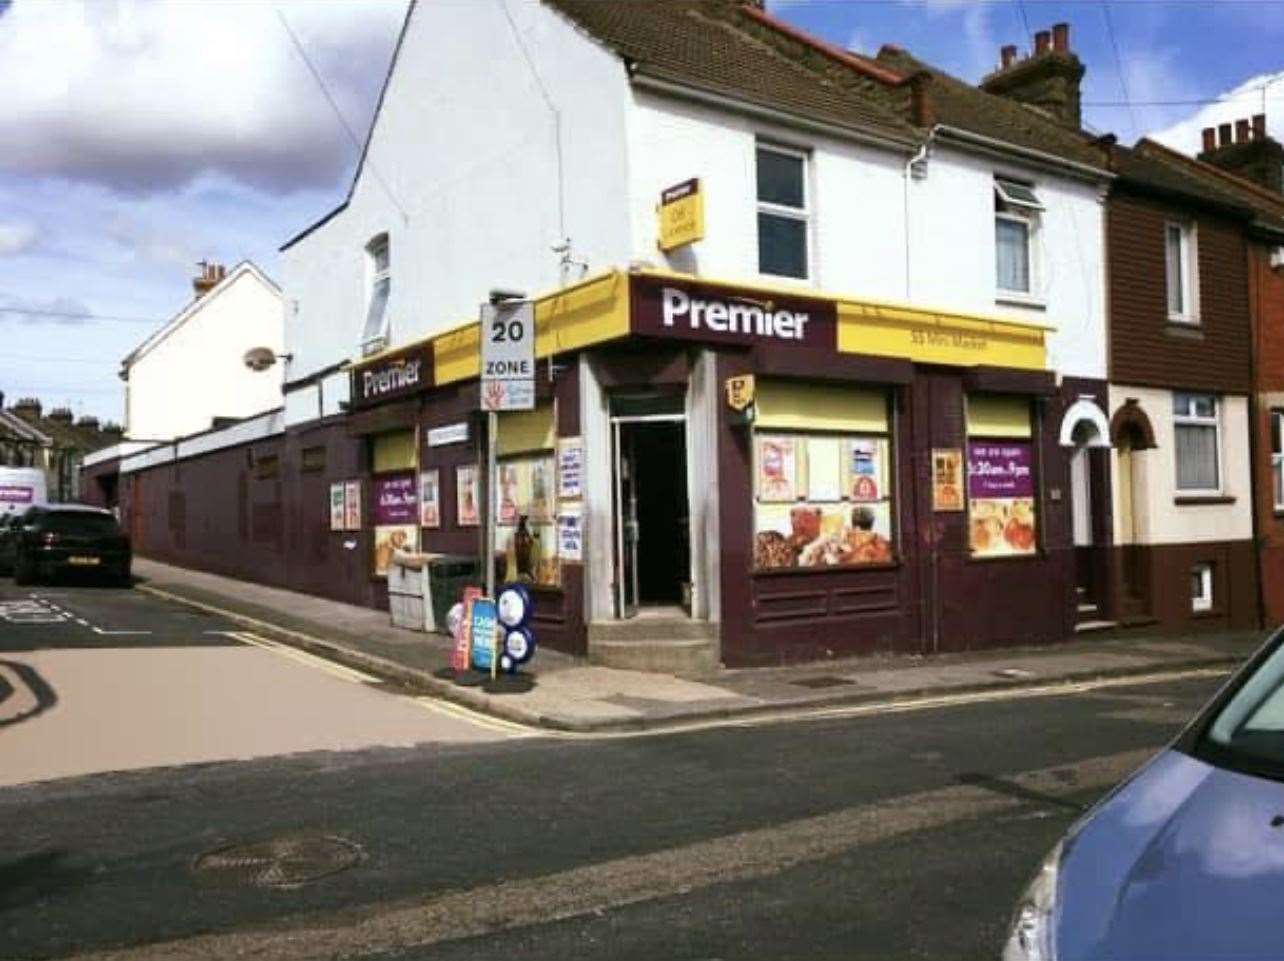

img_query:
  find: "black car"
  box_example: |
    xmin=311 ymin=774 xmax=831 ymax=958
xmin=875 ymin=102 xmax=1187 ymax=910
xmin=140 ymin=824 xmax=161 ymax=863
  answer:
xmin=0 ymin=513 xmax=19 ymax=575
xmin=7 ymin=505 xmax=131 ymax=586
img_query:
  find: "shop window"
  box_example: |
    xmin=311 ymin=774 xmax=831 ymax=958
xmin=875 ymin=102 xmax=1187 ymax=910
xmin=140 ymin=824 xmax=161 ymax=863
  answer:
xmin=751 ymin=381 xmax=894 ymax=571
xmin=360 ymin=233 xmax=391 ymax=356
xmin=1273 ymin=410 xmax=1284 ymax=511
xmin=966 ymin=394 xmax=1037 ymax=557
xmin=372 ymin=430 xmax=416 ymax=473
xmin=994 ymin=177 xmax=1043 ymax=298
xmin=1166 ymin=221 xmax=1199 ymax=323
xmin=494 ymin=402 xmax=559 ymax=587
xmin=301 ymin=445 xmax=326 ymax=473
xmin=253 ymin=453 xmax=279 ymax=480
xmin=1191 ymin=562 xmax=1213 ymax=613
xmin=1173 ymin=393 xmax=1220 ymax=493
xmin=756 ymin=143 xmax=809 ymax=280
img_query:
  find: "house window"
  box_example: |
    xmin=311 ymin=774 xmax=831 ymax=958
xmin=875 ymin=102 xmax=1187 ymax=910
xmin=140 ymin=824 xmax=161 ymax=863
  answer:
xmin=1173 ymin=392 xmax=1220 ymax=493
xmin=756 ymin=144 xmax=809 ymax=280
xmin=360 ymin=233 xmax=391 ymax=356
xmin=994 ymin=177 xmax=1043 ymax=297
xmin=1191 ymin=562 xmax=1213 ymax=613
xmin=1272 ymin=410 xmax=1284 ymax=510
xmin=1166 ymin=222 xmax=1198 ymax=322
xmin=301 ymin=445 xmax=327 ymax=474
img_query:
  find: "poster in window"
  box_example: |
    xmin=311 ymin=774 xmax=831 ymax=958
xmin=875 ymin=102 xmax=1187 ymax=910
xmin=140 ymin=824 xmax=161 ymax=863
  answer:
xmin=931 ymin=449 xmax=964 ymax=512
xmin=756 ymin=435 xmax=797 ymax=502
xmin=557 ymin=437 xmax=583 ymax=500
xmin=497 ymin=463 xmax=520 ymax=525
xmin=494 ymin=517 xmax=560 ymax=587
xmin=343 ymin=480 xmax=361 ymax=531
xmin=753 ymin=501 xmax=894 ymax=570
xmin=529 ymin=458 xmax=553 ymax=523
xmin=806 ymin=438 xmax=842 ymax=502
xmin=967 ymin=441 xmax=1036 ymax=556
xmin=456 ymin=465 xmax=480 ymax=527
xmin=419 ymin=469 xmax=440 ymax=528
xmin=373 ymin=524 xmax=417 ymax=577
xmin=329 ymin=483 xmax=346 ymax=532
xmin=848 ymin=438 xmax=884 ymax=502
xmin=373 ymin=473 xmax=417 ymax=525
xmin=557 ymin=505 xmax=583 ymax=562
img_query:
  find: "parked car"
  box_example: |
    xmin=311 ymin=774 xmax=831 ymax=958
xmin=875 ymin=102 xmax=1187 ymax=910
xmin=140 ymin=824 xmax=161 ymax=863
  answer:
xmin=0 ymin=511 xmax=21 ymax=575
xmin=1004 ymin=633 xmax=1284 ymax=961
xmin=8 ymin=505 xmax=131 ymax=587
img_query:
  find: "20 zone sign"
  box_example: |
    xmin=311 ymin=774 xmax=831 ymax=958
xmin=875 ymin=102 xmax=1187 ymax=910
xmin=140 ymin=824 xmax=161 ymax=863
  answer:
xmin=480 ymin=300 xmax=535 ymax=411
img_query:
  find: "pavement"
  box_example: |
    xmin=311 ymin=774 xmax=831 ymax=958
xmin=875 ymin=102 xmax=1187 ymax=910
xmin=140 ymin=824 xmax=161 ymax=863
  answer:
xmin=132 ymin=557 xmax=1269 ymax=733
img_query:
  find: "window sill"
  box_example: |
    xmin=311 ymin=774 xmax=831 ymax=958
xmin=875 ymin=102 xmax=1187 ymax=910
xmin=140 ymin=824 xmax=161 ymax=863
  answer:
xmin=754 ymin=560 xmax=901 ymax=577
xmin=995 ymin=292 xmax=1047 ymax=311
xmin=1174 ymin=495 xmax=1236 ymax=506
xmin=966 ymin=552 xmax=1043 ymax=563
xmin=1165 ymin=322 xmax=1204 ymax=340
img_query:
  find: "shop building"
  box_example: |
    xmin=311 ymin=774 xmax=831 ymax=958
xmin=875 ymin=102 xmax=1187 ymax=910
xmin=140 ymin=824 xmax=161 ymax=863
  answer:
xmin=107 ymin=1 xmax=1120 ymax=668
xmin=1099 ymin=140 xmax=1266 ymax=632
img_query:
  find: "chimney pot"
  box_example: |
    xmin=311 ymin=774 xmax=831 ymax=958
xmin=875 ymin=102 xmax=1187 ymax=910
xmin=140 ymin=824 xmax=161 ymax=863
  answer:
xmin=1052 ymin=22 xmax=1069 ymax=53
xmin=1219 ymin=123 xmax=1233 ymax=147
xmin=1034 ymin=30 xmax=1051 ymax=55
xmin=1236 ymin=118 xmax=1251 ymax=143
xmin=1253 ymin=113 xmax=1267 ymax=139
xmin=1000 ymin=44 xmax=1017 ymax=69
xmin=1202 ymin=127 xmax=1217 ymax=153
xmin=192 ymin=260 xmax=225 ymax=299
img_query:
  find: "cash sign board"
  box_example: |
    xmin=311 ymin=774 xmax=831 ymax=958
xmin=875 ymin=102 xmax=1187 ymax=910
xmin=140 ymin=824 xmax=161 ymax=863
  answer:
xmin=480 ymin=300 xmax=535 ymax=412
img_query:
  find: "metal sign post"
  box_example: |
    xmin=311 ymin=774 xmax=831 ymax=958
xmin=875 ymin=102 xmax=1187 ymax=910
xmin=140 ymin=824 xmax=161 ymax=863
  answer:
xmin=479 ymin=298 xmax=535 ymax=601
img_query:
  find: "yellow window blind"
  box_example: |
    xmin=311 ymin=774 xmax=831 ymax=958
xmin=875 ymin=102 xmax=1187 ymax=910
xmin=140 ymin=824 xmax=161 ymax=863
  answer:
xmin=497 ymin=403 xmax=556 ymax=456
xmin=755 ymin=381 xmax=888 ymax=433
xmin=966 ymin=394 xmax=1032 ymax=438
xmin=372 ymin=430 xmax=416 ymax=472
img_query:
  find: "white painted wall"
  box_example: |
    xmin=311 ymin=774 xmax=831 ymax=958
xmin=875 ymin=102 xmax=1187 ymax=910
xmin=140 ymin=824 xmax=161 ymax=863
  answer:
xmin=280 ymin=0 xmax=634 ymax=424
xmin=1108 ymin=384 xmax=1253 ymax=545
xmin=124 ymin=265 xmax=283 ymax=441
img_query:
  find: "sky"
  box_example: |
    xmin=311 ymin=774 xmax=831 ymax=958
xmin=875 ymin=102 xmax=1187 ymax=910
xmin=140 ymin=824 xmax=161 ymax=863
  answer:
xmin=1 ymin=0 xmax=1282 ymax=425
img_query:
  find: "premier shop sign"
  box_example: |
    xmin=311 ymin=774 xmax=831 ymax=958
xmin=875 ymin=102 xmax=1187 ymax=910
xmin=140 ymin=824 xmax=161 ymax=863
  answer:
xmin=631 ymin=275 xmax=836 ymax=350
xmin=350 ymin=342 xmax=434 ymax=410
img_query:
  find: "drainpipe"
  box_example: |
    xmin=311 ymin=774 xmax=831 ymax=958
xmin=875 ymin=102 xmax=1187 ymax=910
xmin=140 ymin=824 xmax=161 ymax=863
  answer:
xmin=903 ymin=133 xmax=932 ymax=300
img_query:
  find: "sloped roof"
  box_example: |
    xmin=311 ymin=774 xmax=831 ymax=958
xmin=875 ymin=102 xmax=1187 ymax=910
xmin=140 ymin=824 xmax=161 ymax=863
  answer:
xmin=873 ymin=46 xmax=1108 ymax=171
xmin=545 ymin=0 xmax=917 ymax=145
xmin=1130 ymin=138 xmax=1284 ymax=236
xmin=0 ymin=409 xmax=51 ymax=447
xmin=1110 ymin=141 xmax=1258 ymax=223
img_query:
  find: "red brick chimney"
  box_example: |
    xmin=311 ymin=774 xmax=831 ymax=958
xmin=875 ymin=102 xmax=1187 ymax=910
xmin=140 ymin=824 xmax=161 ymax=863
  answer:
xmin=1201 ymin=115 xmax=1284 ymax=194
xmin=1052 ymin=22 xmax=1069 ymax=53
xmin=48 ymin=407 xmax=73 ymax=425
xmin=1219 ymin=123 xmax=1233 ymax=148
xmin=981 ymin=23 xmax=1085 ymax=129
xmin=1202 ymin=127 xmax=1217 ymax=153
xmin=1034 ymin=30 xmax=1050 ymax=55
xmin=1000 ymin=44 xmax=1017 ymax=69
xmin=192 ymin=261 xmax=227 ymax=299
xmin=1254 ymin=113 xmax=1267 ymax=140
xmin=1236 ymin=118 xmax=1251 ymax=143
xmin=12 ymin=397 xmax=41 ymax=422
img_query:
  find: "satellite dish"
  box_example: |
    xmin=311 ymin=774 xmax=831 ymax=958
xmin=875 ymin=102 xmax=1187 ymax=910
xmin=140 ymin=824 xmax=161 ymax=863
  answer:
xmin=243 ymin=346 xmax=278 ymax=372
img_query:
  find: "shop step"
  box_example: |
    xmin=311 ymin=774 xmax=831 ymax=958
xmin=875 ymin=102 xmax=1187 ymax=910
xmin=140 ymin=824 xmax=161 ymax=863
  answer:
xmin=1074 ymin=619 xmax=1118 ymax=634
xmin=588 ymin=620 xmax=720 ymax=677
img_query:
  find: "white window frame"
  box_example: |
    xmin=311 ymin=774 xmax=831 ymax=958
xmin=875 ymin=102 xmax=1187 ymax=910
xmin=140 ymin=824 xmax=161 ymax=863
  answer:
xmin=360 ymin=233 xmax=391 ymax=357
xmin=994 ymin=177 xmax=1044 ymax=303
xmin=1165 ymin=221 xmax=1199 ymax=324
xmin=1172 ymin=392 xmax=1222 ymax=496
xmin=755 ymin=142 xmax=811 ymax=283
xmin=1272 ymin=410 xmax=1284 ymax=511
xmin=1191 ymin=562 xmax=1213 ymax=613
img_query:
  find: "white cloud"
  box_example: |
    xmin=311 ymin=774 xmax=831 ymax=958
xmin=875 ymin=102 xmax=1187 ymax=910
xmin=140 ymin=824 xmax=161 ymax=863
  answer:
xmin=0 ymin=0 xmax=408 ymax=194
xmin=1149 ymin=71 xmax=1284 ymax=154
xmin=0 ymin=223 xmax=36 ymax=256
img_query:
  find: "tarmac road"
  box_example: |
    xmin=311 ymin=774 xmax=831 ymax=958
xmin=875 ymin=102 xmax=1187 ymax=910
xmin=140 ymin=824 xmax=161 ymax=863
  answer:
xmin=0 ymin=576 xmax=1228 ymax=961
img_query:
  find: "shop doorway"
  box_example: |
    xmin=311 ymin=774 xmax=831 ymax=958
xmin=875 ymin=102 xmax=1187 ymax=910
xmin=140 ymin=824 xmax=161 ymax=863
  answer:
xmin=611 ymin=400 xmax=690 ymax=619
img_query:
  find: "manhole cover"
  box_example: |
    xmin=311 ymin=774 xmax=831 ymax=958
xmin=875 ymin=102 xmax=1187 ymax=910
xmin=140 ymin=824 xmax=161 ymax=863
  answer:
xmin=193 ymin=833 xmax=363 ymax=888
xmin=791 ymin=675 xmax=856 ymax=689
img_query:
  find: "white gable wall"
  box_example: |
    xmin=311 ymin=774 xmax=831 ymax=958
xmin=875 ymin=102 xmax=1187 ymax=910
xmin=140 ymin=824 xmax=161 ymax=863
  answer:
xmin=125 ymin=269 xmax=283 ymax=441
xmin=281 ymin=0 xmax=634 ymax=423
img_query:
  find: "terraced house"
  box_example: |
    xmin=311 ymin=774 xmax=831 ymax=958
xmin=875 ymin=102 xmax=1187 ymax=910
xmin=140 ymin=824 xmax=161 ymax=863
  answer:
xmin=124 ymin=0 xmax=1284 ymax=670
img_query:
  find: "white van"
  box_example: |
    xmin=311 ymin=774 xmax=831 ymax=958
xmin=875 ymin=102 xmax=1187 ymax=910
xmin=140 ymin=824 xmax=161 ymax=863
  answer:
xmin=0 ymin=467 xmax=47 ymax=518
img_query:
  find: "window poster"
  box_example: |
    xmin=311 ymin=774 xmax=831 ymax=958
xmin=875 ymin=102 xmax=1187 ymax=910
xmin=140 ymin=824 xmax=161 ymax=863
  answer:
xmin=806 ymin=438 xmax=842 ymax=502
xmin=419 ymin=469 xmax=441 ymax=528
xmin=753 ymin=501 xmax=894 ymax=570
xmin=529 ymin=458 xmax=553 ymax=523
xmin=494 ymin=516 xmax=560 ymax=587
xmin=329 ymin=483 xmax=346 ymax=532
xmin=497 ymin=463 xmax=520 ymax=526
xmin=967 ymin=441 xmax=1036 ymax=556
xmin=931 ymin=449 xmax=964 ymax=512
xmin=848 ymin=439 xmax=884 ymax=502
xmin=557 ymin=436 xmax=583 ymax=500
xmin=456 ymin=465 xmax=480 ymax=527
xmin=373 ymin=473 xmax=417 ymax=525
xmin=756 ymin=435 xmax=797 ymax=502
xmin=343 ymin=480 xmax=361 ymax=531
xmin=557 ymin=505 xmax=583 ymax=562
xmin=373 ymin=524 xmax=418 ymax=577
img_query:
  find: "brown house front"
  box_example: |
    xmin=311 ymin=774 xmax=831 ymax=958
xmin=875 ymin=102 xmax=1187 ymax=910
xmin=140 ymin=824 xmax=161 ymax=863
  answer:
xmin=1104 ymin=147 xmax=1259 ymax=634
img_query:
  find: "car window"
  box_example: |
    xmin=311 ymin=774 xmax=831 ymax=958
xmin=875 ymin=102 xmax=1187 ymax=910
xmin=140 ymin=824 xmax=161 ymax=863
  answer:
xmin=1198 ymin=642 xmax=1284 ymax=777
xmin=40 ymin=512 xmax=122 ymax=536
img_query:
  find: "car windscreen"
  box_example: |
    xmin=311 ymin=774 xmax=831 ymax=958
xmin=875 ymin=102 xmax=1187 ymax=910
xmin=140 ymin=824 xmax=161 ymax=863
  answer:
xmin=1194 ymin=641 xmax=1284 ymax=779
xmin=40 ymin=512 xmax=121 ymax=536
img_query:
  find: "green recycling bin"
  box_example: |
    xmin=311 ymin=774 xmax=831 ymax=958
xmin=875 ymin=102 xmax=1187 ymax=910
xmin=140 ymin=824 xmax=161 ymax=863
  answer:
xmin=428 ymin=555 xmax=481 ymax=634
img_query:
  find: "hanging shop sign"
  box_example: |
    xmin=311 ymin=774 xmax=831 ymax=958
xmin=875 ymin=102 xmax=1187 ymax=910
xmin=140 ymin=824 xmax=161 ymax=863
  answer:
xmin=725 ymin=374 xmax=756 ymax=412
xmin=427 ymin=422 xmax=470 ymax=447
xmin=480 ymin=300 xmax=535 ymax=411
xmin=631 ymin=275 xmax=837 ymax=350
xmin=931 ymin=448 xmax=964 ymax=512
xmin=657 ymin=178 xmax=704 ymax=252
xmin=350 ymin=342 xmax=433 ymax=410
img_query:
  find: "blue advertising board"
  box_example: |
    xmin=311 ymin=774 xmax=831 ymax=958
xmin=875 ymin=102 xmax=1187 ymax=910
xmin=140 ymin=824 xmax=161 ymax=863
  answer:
xmin=469 ymin=598 xmax=498 ymax=672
